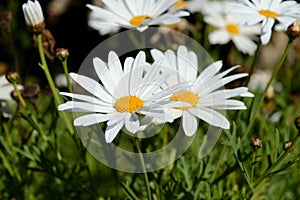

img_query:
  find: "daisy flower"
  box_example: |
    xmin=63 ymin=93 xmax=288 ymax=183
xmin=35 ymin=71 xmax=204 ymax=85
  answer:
xmin=58 ymin=51 xmax=189 ymax=143
xmin=204 ymin=13 xmax=261 ymax=55
xmin=151 ymin=45 xmax=254 ymax=136
xmin=0 ymin=75 xmax=23 ymax=100
xmin=229 ymin=0 xmax=300 ymax=45
xmin=86 ymin=0 xmax=190 ymax=35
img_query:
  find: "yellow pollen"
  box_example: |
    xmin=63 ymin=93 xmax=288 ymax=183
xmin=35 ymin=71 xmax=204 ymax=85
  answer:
xmin=175 ymin=0 xmax=186 ymax=8
xmin=258 ymin=10 xmax=279 ymax=18
xmin=170 ymin=90 xmax=199 ymax=110
xmin=226 ymin=23 xmax=240 ymax=35
xmin=114 ymin=96 xmax=144 ymax=113
xmin=130 ymin=15 xmax=150 ymax=26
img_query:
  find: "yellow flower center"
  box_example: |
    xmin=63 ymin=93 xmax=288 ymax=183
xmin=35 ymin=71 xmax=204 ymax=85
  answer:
xmin=175 ymin=0 xmax=186 ymax=8
xmin=226 ymin=23 xmax=240 ymax=35
xmin=258 ymin=10 xmax=279 ymax=18
xmin=114 ymin=96 xmax=144 ymax=113
xmin=170 ymin=90 xmax=199 ymax=110
xmin=130 ymin=15 xmax=150 ymax=26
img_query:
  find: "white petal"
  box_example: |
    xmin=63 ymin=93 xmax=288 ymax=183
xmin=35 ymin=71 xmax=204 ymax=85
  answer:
xmin=124 ymin=113 xmax=140 ymax=133
xmin=70 ymin=73 xmax=112 ymax=103
xmin=74 ymin=113 xmax=111 ymax=126
xmin=208 ymin=30 xmax=231 ymax=45
xmin=189 ymin=108 xmax=230 ymax=129
xmin=105 ymin=121 xmax=124 ymax=143
xmin=58 ymin=101 xmax=113 ymax=113
xmin=182 ymin=111 xmax=198 ymax=136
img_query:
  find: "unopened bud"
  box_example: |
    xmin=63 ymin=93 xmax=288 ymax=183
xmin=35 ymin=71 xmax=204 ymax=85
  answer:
xmin=287 ymin=19 xmax=300 ymax=40
xmin=283 ymin=141 xmax=293 ymax=150
xmin=6 ymin=72 xmax=19 ymax=83
xmin=22 ymin=0 xmax=45 ymax=33
xmin=250 ymin=137 xmax=262 ymax=149
xmin=56 ymin=48 xmax=69 ymax=61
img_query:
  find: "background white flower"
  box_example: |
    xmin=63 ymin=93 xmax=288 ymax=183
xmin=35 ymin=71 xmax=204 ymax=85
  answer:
xmin=170 ymin=0 xmax=207 ymax=13
xmin=204 ymin=13 xmax=261 ymax=55
xmin=86 ymin=0 xmax=190 ymax=35
xmin=58 ymin=51 xmax=189 ymax=143
xmin=0 ymin=75 xmax=23 ymax=100
xmin=151 ymin=45 xmax=254 ymax=136
xmin=229 ymin=0 xmax=300 ymax=45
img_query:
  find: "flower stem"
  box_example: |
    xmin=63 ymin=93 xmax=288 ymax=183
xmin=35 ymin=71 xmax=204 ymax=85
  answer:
xmin=135 ymin=138 xmax=152 ymax=200
xmin=12 ymin=81 xmax=26 ymax=108
xmin=245 ymin=42 xmax=261 ymax=86
xmin=250 ymin=151 xmax=257 ymax=184
xmin=253 ymin=130 xmax=300 ymax=189
xmin=36 ymin=33 xmax=73 ymax=134
xmin=61 ymin=59 xmax=72 ymax=93
xmin=243 ymin=41 xmax=291 ymax=138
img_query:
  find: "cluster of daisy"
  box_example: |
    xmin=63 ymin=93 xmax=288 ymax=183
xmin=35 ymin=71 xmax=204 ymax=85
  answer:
xmin=86 ymin=0 xmax=300 ymax=55
xmin=58 ymin=46 xmax=253 ymax=143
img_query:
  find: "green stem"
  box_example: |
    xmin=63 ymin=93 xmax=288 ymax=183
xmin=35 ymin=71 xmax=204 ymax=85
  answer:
xmin=253 ymin=131 xmax=300 ymax=189
xmin=3 ymin=122 xmax=13 ymax=147
xmin=128 ymin=31 xmax=146 ymax=50
xmin=250 ymin=151 xmax=257 ymax=184
xmin=36 ymin=33 xmax=73 ymax=134
xmin=27 ymin=112 xmax=48 ymax=141
xmin=243 ymin=41 xmax=291 ymax=138
xmin=61 ymin=59 xmax=72 ymax=93
xmin=210 ymin=145 xmax=226 ymax=183
xmin=135 ymin=139 xmax=152 ymax=200
xmin=245 ymin=42 xmax=261 ymax=86
xmin=12 ymin=81 xmax=26 ymax=108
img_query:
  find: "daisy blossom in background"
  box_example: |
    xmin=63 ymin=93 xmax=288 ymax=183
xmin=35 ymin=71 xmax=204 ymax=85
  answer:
xmin=58 ymin=51 xmax=189 ymax=143
xmin=229 ymin=0 xmax=300 ymax=45
xmin=86 ymin=0 xmax=190 ymax=35
xmin=200 ymin=0 xmax=224 ymax=16
xmin=204 ymin=13 xmax=261 ymax=55
xmin=0 ymin=75 xmax=23 ymax=100
xmin=170 ymin=0 xmax=207 ymax=13
xmin=151 ymin=45 xmax=254 ymax=136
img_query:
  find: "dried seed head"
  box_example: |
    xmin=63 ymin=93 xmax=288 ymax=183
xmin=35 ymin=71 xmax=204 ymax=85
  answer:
xmin=33 ymin=29 xmax=56 ymax=61
xmin=250 ymin=137 xmax=262 ymax=149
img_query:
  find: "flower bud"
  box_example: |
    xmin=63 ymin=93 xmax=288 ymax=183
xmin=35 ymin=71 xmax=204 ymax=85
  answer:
xmin=287 ymin=19 xmax=300 ymax=40
xmin=56 ymin=48 xmax=69 ymax=61
xmin=250 ymin=137 xmax=262 ymax=149
xmin=283 ymin=141 xmax=292 ymax=150
xmin=22 ymin=0 xmax=45 ymax=33
xmin=6 ymin=72 xmax=19 ymax=83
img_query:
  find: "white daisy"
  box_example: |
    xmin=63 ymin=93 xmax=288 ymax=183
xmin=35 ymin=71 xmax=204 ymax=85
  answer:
xmin=229 ymin=0 xmax=300 ymax=45
xmin=151 ymin=45 xmax=254 ymax=136
xmin=86 ymin=0 xmax=190 ymax=35
xmin=22 ymin=0 xmax=45 ymax=32
xmin=58 ymin=51 xmax=189 ymax=143
xmin=0 ymin=75 xmax=23 ymax=100
xmin=204 ymin=13 xmax=261 ymax=55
